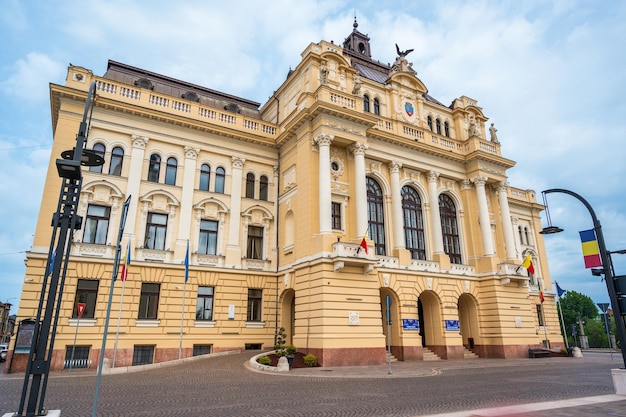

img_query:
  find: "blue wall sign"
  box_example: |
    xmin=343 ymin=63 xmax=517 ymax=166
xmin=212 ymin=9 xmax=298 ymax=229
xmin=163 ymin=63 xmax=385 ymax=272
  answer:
xmin=445 ymin=320 xmax=460 ymax=331
xmin=402 ymin=318 xmax=419 ymax=330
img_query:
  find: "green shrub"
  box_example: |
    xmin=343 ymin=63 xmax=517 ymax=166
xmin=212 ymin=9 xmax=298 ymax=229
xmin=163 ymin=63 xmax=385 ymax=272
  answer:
xmin=286 ymin=345 xmax=297 ymax=355
xmin=257 ymin=355 xmax=271 ymax=365
xmin=275 ymin=327 xmax=288 ymax=357
xmin=303 ymin=353 xmax=318 ymax=367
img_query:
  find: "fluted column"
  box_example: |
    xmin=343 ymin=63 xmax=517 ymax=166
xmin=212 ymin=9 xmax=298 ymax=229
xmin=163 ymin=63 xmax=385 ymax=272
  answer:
xmin=427 ymin=171 xmax=444 ymax=254
xmin=227 ymin=156 xmax=246 ymax=249
xmin=349 ymin=142 xmax=368 ymax=237
xmin=389 ymin=161 xmax=404 ymax=249
xmin=471 ymin=176 xmax=494 ymax=256
xmin=313 ymin=134 xmax=334 ymax=234
xmin=124 ymin=135 xmax=148 ymax=244
xmin=176 ymin=146 xmax=199 ymax=257
xmin=497 ymin=182 xmax=517 ymax=260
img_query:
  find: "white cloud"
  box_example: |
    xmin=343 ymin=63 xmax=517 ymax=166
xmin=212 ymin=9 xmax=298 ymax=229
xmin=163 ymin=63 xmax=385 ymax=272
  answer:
xmin=1 ymin=53 xmax=65 ymax=102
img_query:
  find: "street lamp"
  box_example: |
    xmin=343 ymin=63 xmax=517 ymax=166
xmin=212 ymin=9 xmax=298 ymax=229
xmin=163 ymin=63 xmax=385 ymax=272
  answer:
xmin=16 ymin=81 xmax=103 ymax=416
xmin=540 ymin=188 xmax=626 ymax=368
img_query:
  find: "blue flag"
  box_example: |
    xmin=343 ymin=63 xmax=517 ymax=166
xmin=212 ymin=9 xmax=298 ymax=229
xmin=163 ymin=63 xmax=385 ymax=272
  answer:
xmin=184 ymin=240 xmax=190 ymax=283
xmin=48 ymin=249 xmax=56 ymax=275
xmin=555 ymin=281 xmax=566 ymax=298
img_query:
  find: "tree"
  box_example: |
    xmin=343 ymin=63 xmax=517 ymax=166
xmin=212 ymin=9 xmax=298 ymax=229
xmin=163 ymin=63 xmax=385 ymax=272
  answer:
xmin=558 ymin=290 xmax=599 ymax=346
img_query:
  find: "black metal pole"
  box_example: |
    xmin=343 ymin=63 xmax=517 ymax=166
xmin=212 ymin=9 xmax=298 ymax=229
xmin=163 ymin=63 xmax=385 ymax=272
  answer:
xmin=543 ymin=188 xmax=626 ymax=368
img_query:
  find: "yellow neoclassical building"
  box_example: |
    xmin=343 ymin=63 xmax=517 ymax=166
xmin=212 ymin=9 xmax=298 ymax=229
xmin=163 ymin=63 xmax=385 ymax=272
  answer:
xmin=10 ymin=22 xmax=560 ymax=371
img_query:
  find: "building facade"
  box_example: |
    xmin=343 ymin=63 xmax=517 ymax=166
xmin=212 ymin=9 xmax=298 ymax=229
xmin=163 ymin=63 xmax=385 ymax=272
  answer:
xmin=9 ymin=22 xmax=561 ymax=371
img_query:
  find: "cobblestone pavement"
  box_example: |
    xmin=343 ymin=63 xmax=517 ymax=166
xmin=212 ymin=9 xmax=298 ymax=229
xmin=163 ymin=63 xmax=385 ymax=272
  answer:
xmin=1 ymin=351 xmax=624 ymax=416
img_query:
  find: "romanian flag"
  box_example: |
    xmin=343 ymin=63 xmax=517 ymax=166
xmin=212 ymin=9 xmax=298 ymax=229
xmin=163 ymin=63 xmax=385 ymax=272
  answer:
xmin=120 ymin=242 xmax=130 ymax=282
xmin=184 ymin=239 xmax=190 ymax=283
xmin=359 ymin=231 xmax=368 ymax=255
xmin=522 ymin=255 xmax=535 ymax=275
xmin=538 ymin=279 xmax=545 ymax=303
xmin=579 ymin=229 xmax=602 ymax=268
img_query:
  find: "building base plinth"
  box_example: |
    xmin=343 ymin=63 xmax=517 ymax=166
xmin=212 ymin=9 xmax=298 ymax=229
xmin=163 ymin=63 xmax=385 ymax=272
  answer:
xmin=3 ymin=411 xmax=61 ymax=417
xmin=611 ymin=369 xmax=626 ymax=395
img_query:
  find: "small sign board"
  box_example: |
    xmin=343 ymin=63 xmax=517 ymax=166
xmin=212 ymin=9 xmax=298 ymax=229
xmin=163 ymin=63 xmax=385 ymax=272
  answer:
xmin=402 ymin=318 xmax=419 ymax=330
xmin=77 ymin=302 xmax=86 ymax=318
xmin=445 ymin=320 xmax=460 ymax=331
xmin=14 ymin=319 xmax=37 ymax=354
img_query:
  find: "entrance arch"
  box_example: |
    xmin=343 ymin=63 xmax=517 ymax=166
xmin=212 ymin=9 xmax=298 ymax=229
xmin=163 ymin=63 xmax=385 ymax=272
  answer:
xmin=417 ymin=291 xmax=443 ymax=348
xmin=458 ymin=293 xmax=480 ymax=351
xmin=280 ymin=289 xmax=295 ymax=345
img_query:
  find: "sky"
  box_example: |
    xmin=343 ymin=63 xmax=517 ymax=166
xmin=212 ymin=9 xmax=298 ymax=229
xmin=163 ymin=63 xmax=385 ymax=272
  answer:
xmin=0 ymin=0 xmax=625 ymax=314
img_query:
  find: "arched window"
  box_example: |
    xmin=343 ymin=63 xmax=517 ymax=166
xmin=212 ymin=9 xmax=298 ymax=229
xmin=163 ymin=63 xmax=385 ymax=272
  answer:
xmin=373 ymin=98 xmax=380 ymax=115
xmin=245 ymin=173 xmax=255 ymax=199
xmin=108 ymin=146 xmax=124 ymax=176
xmin=363 ymin=95 xmax=370 ymax=112
xmin=199 ymin=164 xmax=211 ymax=191
xmin=427 ymin=116 xmax=433 ymax=131
xmin=436 ymin=119 xmax=442 ymax=135
xmin=524 ymin=227 xmax=530 ymax=245
xmin=147 ymin=154 xmax=161 ymax=182
xmin=402 ymin=186 xmax=426 ymax=260
xmin=444 ymin=121 xmax=450 ymax=137
xmin=215 ymin=167 xmax=225 ymax=193
xmin=165 ymin=157 xmax=177 ymax=185
xmin=259 ymin=175 xmax=269 ymax=201
xmin=439 ymin=194 xmax=462 ymax=264
xmin=90 ymin=143 xmax=105 ymax=173
xmin=366 ymin=177 xmax=386 ymax=256
xmin=518 ymin=226 xmax=524 ymax=244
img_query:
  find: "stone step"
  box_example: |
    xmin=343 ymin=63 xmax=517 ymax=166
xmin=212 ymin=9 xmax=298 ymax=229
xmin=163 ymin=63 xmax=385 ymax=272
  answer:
xmin=423 ymin=347 xmax=441 ymax=361
xmin=464 ymin=348 xmax=479 ymax=359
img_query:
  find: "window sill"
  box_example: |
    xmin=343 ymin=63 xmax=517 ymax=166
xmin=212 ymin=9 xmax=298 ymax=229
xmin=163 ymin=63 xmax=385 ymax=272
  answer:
xmin=135 ymin=319 xmax=160 ymax=327
xmin=245 ymin=321 xmax=265 ymax=329
xmin=68 ymin=318 xmax=96 ymax=327
xmin=194 ymin=320 xmax=216 ymax=328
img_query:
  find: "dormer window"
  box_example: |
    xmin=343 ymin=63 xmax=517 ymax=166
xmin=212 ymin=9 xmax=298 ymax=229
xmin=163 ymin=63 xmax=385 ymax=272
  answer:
xmin=224 ymin=103 xmax=241 ymax=114
xmin=358 ymin=42 xmax=366 ymax=54
xmin=134 ymin=77 xmax=154 ymax=90
xmin=182 ymin=91 xmax=199 ymax=102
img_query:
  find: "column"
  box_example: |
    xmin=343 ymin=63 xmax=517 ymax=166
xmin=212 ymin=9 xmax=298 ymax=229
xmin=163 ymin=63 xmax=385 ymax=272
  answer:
xmin=427 ymin=171 xmax=444 ymax=254
xmin=226 ymin=156 xmax=245 ymax=265
xmin=176 ymin=146 xmax=199 ymax=257
xmin=349 ymin=142 xmax=368 ymax=237
xmin=497 ymin=182 xmax=517 ymax=260
xmin=313 ymin=134 xmax=333 ymax=234
xmin=389 ymin=161 xmax=404 ymax=249
xmin=471 ymin=176 xmax=494 ymax=256
xmin=124 ymin=135 xmax=148 ymax=245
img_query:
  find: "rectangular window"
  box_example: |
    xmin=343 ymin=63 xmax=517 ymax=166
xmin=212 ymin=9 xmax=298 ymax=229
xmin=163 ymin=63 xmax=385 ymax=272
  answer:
xmin=73 ymin=279 xmax=99 ymax=318
xmin=138 ymin=283 xmax=160 ymax=319
xmin=246 ymin=226 xmax=263 ymax=259
xmin=198 ymin=220 xmax=218 ymax=255
xmin=144 ymin=212 xmax=167 ymax=250
xmin=132 ymin=345 xmax=154 ymax=366
xmin=64 ymin=345 xmax=90 ymax=369
xmin=536 ymin=304 xmax=545 ymax=327
xmin=247 ymin=289 xmax=262 ymax=322
xmin=193 ymin=344 xmax=212 ymax=356
xmin=196 ymin=286 xmax=214 ymax=321
xmin=83 ymin=205 xmax=110 ymax=245
xmin=331 ymin=202 xmax=342 ymax=230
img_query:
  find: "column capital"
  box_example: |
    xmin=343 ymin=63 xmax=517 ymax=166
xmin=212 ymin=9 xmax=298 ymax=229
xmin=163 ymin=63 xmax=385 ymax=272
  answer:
xmin=497 ymin=181 xmax=509 ymax=193
xmin=348 ymin=142 xmax=368 ymax=156
xmin=131 ymin=134 xmax=149 ymax=149
xmin=471 ymin=176 xmax=488 ymax=187
xmin=427 ymin=171 xmax=440 ymax=183
xmin=184 ymin=146 xmax=200 ymax=160
xmin=231 ymin=156 xmax=246 ymax=169
xmin=388 ymin=161 xmax=402 ymax=174
xmin=313 ymin=133 xmax=334 ymax=147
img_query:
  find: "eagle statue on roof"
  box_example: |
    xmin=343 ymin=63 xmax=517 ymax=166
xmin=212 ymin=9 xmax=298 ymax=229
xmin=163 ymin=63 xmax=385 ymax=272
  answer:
xmin=395 ymin=44 xmax=414 ymax=58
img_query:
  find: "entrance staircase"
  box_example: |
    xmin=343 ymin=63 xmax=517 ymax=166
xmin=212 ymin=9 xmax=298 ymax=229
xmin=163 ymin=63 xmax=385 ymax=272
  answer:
xmin=464 ymin=348 xmax=479 ymax=359
xmin=422 ymin=347 xmax=442 ymax=361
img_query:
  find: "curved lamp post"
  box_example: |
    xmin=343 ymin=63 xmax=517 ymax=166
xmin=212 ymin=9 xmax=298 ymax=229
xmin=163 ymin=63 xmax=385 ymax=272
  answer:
xmin=540 ymin=188 xmax=626 ymax=368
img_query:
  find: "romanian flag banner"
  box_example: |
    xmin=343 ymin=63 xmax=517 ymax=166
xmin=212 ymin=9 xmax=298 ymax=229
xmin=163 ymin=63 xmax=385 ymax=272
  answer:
xmin=522 ymin=255 xmax=535 ymax=275
xmin=120 ymin=242 xmax=130 ymax=282
xmin=538 ymin=279 xmax=545 ymax=303
xmin=579 ymin=229 xmax=602 ymax=268
xmin=359 ymin=231 xmax=368 ymax=255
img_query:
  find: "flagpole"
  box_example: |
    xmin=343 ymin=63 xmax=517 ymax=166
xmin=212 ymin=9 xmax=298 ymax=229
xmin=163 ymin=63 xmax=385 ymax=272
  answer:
xmin=112 ymin=279 xmax=126 ymax=368
xmin=555 ymin=284 xmax=569 ymax=350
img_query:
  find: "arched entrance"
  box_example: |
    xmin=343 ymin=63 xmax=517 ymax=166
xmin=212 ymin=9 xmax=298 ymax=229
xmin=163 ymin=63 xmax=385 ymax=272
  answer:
xmin=379 ymin=288 xmax=400 ymax=357
xmin=458 ymin=293 xmax=480 ymax=351
xmin=417 ymin=291 xmax=443 ymax=348
xmin=280 ymin=289 xmax=295 ymax=345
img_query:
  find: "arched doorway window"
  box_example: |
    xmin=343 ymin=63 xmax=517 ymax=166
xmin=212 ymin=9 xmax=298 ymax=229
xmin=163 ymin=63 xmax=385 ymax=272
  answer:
xmin=402 ymin=186 xmax=426 ymax=260
xmin=366 ymin=177 xmax=386 ymax=256
xmin=90 ymin=143 xmax=105 ymax=173
xmin=439 ymin=194 xmax=462 ymax=264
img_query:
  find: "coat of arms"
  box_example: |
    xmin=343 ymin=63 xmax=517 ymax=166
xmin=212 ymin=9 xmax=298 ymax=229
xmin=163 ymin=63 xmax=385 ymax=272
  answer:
xmin=404 ymin=102 xmax=414 ymax=117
